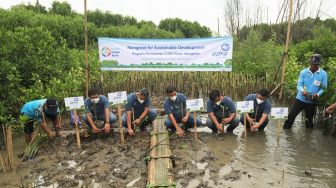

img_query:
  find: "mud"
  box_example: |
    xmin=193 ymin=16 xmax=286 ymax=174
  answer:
xmin=0 ymin=130 xmax=150 ymax=188
xmin=1 ymin=112 xmax=336 ymax=188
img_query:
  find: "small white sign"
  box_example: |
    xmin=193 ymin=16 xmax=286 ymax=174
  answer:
xmin=236 ymin=101 xmax=254 ymax=113
xmin=108 ymin=91 xmax=127 ymax=105
xmin=64 ymin=96 xmax=85 ymax=110
xmin=271 ymin=107 xmax=288 ymax=119
xmin=186 ymin=98 xmax=204 ymax=112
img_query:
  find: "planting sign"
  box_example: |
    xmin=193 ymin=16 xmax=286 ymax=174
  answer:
xmin=186 ymin=98 xmax=204 ymax=112
xmin=270 ymin=107 xmax=288 ymax=119
xmin=64 ymin=96 xmax=85 ymax=110
xmin=98 ymin=37 xmax=233 ymax=71
xmin=108 ymin=91 xmax=128 ymax=105
xmin=236 ymin=101 xmax=254 ymax=113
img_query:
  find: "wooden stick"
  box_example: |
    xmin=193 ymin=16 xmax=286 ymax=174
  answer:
xmin=276 ymin=119 xmax=281 ymax=144
xmin=117 ymin=106 xmax=125 ymax=145
xmin=7 ymin=126 xmax=14 ymax=171
xmin=0 ymin=153 xmax=6 ymax=174
xmin=132 ymin=107 xmax=136 ymax=134
xmin=74 ymin=110 xmax=81 ymax=149
xmin=244 ymin=113 xmax=247 ymax=139
xmin=193 ymin=111 xmax=197 ymax=140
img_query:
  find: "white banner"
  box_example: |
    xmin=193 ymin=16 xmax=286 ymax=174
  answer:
xmin=64 ymin=96 xmax=85 ymax=110
xmin=98 ymin=37 xmax=233 ymax=71
xmin=108 ymin=91 xmax=128 ymax=105
xmin=270 ymin=107 xmax=288 ymax=119
xmin=236 ymin=101 xmax=254 ymax=113
xmin=186 ymin=98 xmax=204 ymax=112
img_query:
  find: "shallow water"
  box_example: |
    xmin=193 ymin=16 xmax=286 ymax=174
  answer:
xmin=182 ymin=113 xmax=336 ymax=188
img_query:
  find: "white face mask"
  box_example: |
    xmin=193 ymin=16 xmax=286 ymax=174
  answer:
xmin=138 ymin=97 xmax=145 ymax=104
xmin=256 ymin=98 xmax=264 ymax=104
xmin=216 ymin=101 xmax=221 ymax=106
xmin=170 ymin=96 xmax=177 ymax=101
xmin=91 ymin=98 xmax=99 ymax=104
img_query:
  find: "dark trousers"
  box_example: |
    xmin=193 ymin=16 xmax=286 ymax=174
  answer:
xmin=283 ymin=99 xmax=316 ymax=129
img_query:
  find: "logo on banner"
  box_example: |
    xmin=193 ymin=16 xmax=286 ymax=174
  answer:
xmin=221 ymin=43 xmax=230 ymax=51
xmin=212 ymin=42 xmax=230 ymax=57
xmin=101 ymin=47 xmax=111 ymax=57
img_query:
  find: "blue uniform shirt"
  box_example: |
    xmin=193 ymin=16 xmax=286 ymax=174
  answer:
xmin=124 ymin=92 xmax=150 ymax=117
xmin=296 ymin=68 xmax=328 ymax=103
xmin=20 ymin=99 xmax=60 ymax=122
xmin=84 ymin=95 xmax=110 ymax=116
xmin=244 ymin=94 xmax=271 ymax=121
xmin=207 ymin=96 xmax=236 ymax=119
xmin=163 ymin=93 xmax=187 ymax=119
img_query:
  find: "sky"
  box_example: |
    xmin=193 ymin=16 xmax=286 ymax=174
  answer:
xmin=0 ymin=0 xmax=335 ymax=35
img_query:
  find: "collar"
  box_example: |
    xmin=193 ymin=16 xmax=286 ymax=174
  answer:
xmin=308 ymin=67 xmax=320 ymax=74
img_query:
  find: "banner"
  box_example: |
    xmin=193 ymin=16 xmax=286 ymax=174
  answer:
xmin=98 ymin=37 xmax=233 ymax=71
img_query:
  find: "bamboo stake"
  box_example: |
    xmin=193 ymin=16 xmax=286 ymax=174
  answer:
xmin=276 ymin=119 xmax=281 ymax=144
xmin=279 ymin=0 xmax=293 ymax=100
xmin=74 ymin=110 xmax=81 ymax=149
xmin=244 ymin=113 xmax=247 ymax=139
xmin=4 ymin=125 xmax=14 ymax=171
xmin=193 ymin=111 xmax=198 ymax=140
xmin=117 ymin=106 xmax=125 ymax=145
xmin=0 ymin=153 xmax=6 ymax=174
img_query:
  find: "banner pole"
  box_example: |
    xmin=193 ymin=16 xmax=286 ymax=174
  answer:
xmin=117 ymin=106 xmax=125 ymax=144
xmin=244 ymin=113 xmax=247 ymax=139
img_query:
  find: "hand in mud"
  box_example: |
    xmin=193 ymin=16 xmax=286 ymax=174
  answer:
xmin=250 ymin=126 xmax=258 ymax=132
xmin=326 ymin=107 xmax=333 ymax=114
xmin=46 ymin=130 xmax=55 ymax=139
xmin=181 ymin=116 xmax=188 ymax=123
xmin=312 ymin=94 xmax=319 ymax=100
xmin=134 ymin=118 xmax=141 ymax=126
xmin=104 ymin=123 xmax=110 ymax=134
xmin=216 ymin=124 xmax=224 ymax=133
xmin=302 ymin=90 xmax=308 ymax=97
xmin=222 ymin=118 xmax=230 ymax=124
xmin=128 ymin=128 xmax=135 ymax=136
xmin=92 ymin=126 xmax=100 ymax=133
xmin=176 ymin=127 xmax=185 ymax=137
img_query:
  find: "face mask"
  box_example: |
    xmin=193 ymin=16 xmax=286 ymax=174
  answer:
xmin=138 ymin=97 xmax=145 ymax=104
xmin=216 ymin=101 xmax=221 ymax=106
xmin=170 ymin=96 xmax=177 ymax=101
xmin=256 ymin=98 xmax=264 ymax=104
xmin=91 ymin=98 xmax=99 ymax=104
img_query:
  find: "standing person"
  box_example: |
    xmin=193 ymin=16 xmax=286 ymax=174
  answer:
xmin=326 ymin=103 xmax=336 ymax=114
xmin=163 ymin=85 xmax=202 ymax=137
xmin=206 ymin=90 xmax=240 ymax=133
xmin=122 ymin=88 xmax=157 ymax=135
xmin=240 ymin=88 xmax=272 ymax=131
xmin=284 ymin=54 xmax=328 ymax=129
xmin=83 ymin=88 xmax=116 ymax=134
xmin=20 ymin=98 xmax=61 ymax=144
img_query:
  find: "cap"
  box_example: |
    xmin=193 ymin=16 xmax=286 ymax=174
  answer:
xmin=310 ymin=54 xmax=321 ymax=65
xmin=45 ymin=98 xmax=58 ymax=114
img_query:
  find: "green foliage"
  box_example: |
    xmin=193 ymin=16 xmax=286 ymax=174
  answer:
xmin=159 ymin=18 xmax=212 ymax=38
xmin=233 ymin=30 xmax=283 ymax=77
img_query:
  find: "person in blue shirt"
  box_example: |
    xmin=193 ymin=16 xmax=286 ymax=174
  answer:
xmin=83 ymin=88 xmax=116 ymax=134
xmin=240 ymin=88 xmax=272 ymax=131
xmin=206 ymin=90 xmax=239 ymax=133
xmin=163 ymin=85 xmax=202 ymax=137
xmin=284 ymin=54 xmax=328 ymax=129
xmin=20 ymin=98 xmax=61 ymax=144
xmin=122 ymin=88 xmax=157 ymax=135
